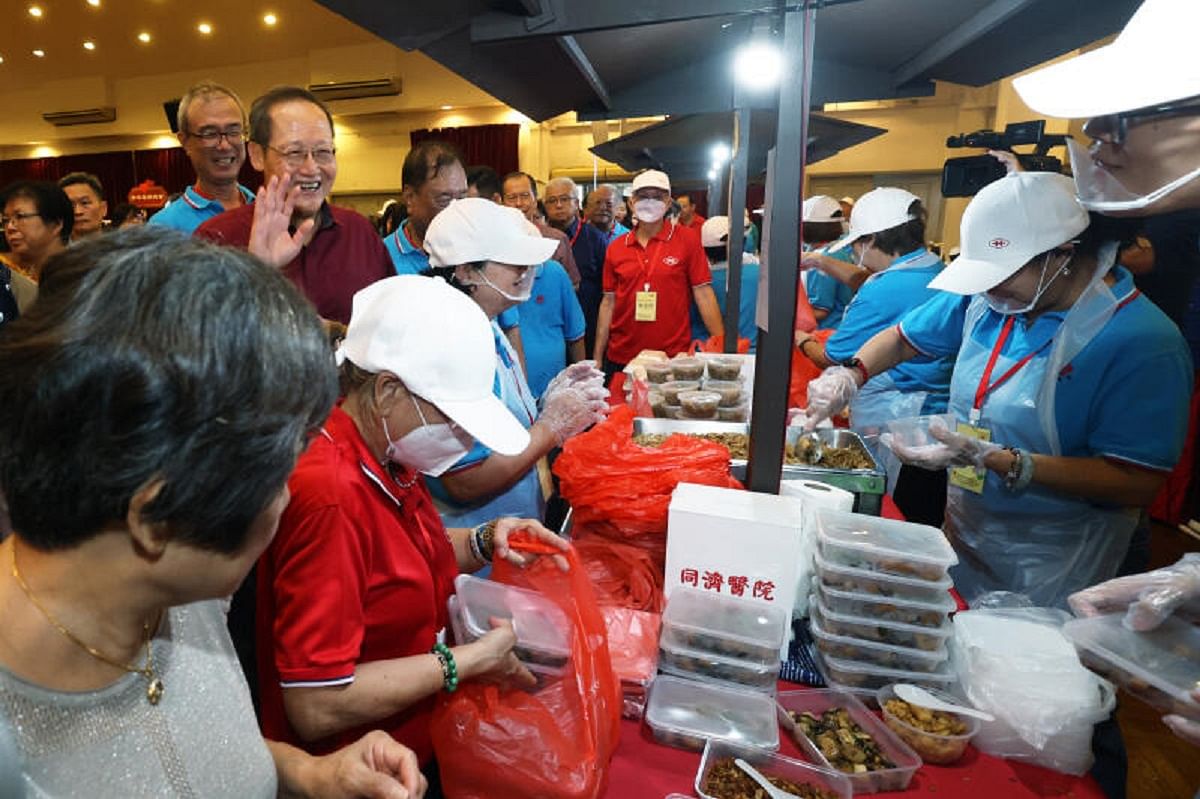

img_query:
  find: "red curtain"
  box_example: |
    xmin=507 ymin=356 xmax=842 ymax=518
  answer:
xmin=410 ymin=124 xmax=519 ymax=177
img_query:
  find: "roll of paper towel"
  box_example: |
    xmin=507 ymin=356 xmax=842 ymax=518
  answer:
xmin=780 ymin=480 xmax=855 ymax=617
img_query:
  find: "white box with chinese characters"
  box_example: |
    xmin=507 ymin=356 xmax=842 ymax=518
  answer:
xmin=665 ymin=482 xmax=803 ymax=658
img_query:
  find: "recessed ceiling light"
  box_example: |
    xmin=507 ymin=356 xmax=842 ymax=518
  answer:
xmin=28 ymin=6 xmax=43 ymax=18
xmin=32 ymin=49 xmax=45 ymax=57
xmin=440 ymin=105 xmax=453 ymax=110
xmin=197 ymin=22 xmax=213 ymax=35
xmin=87 ymin=0 xmax=100 ymax=6
xmin=83 ymin=40 xmax=96 ymax=51
xmin=137 ymin=31 xmax=151 ymax=43
xmin=262 ymin=12 xmax=277 ymax=26
xmin=0 ymin=55 xmax=5 ymax=64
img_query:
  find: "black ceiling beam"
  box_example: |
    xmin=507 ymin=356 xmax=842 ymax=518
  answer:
xmin=557 ymin=35 xmax=612 ymax=111
xmin=891 ymin=0 xmax=1038 ymax=89
xmin=470 ymin=0 xmax=774 ymax=43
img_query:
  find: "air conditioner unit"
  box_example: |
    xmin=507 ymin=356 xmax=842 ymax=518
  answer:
xmin=307 ymin=77 xmax=402 ymax=102
xmin=42 ymin=107 xmax=117 ymax=126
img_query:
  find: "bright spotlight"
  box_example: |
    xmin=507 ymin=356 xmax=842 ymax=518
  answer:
xmin=733 ymin=40 xmax=783 ymax=90
xmin=711 ymin=143 xmax=730 ymax=164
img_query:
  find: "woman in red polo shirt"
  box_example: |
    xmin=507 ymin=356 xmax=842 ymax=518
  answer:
xmin=256 ymin=275 xmax=570 ymax=792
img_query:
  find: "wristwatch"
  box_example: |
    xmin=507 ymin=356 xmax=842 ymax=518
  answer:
xmin=840 ymin=357 xmax=870 ymax=384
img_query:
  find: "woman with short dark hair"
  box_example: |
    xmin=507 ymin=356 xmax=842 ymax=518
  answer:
xmin=1 ymin=180 xmax=72 ymax=285
xmin=0 ymin=228 xmax=426 ymax=798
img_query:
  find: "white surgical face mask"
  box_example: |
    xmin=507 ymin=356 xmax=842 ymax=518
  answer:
xmin=382 ymin=398 xmax=472 ymax=477
xmin=472 ymin=265 xmax=535 ymax=303
xmin=1069 ymin=137 xmax=1200 ymax=213
xmin=633 ymin=198 xmax=667 ymax=224
xmin=984 ymin=252 xmax=1073 ymax=316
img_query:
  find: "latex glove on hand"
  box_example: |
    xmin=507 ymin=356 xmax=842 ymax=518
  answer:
xmin=1163 ymin=687 xmax=1200 ymax=746
xmin=802 ymin=366 xmax=860 ymax=430
xmin=927 ymin=418 xmax=1002 ymax=468
xmin=539 ymin=382 xmax=609 ymax=445
xmin=539 ymin=361 xmax=606 ymax=410
xmin=1068 ymin=553 xmax=1200 ymax=631
xmin=878 ymin=432 xmax=959 ymax=470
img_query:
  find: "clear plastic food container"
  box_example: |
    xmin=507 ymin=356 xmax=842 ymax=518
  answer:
xmin=678 ymin=390 xmax=722 ymax=419
xmin=717 ymin=402 xmax=749 ymax=422
xmin=660 ymin=380 xmax=701 ymax=404
xmin=658 ymin=637 xmax=779 ymax=693
xmin=808 ymin=604 xmax=948 ymax=672
xmin=669 ymin=356 xmax=706 ymax=381
xmin=813 ymin=648 xmax=956 ymax=693
xmin=876 ymin=684 xmax=980 ymax=765
xmin=703 ymin=380 xmax=745 ymax=407
xmin=816 ymin=509 xmax=957 ymax=582
xmin=705 ymin=356 xmax=744 ymax=382
xmin=1063 ymin=613 xmax=1200 ymax=720
xmin=815 ymin=579 xmax=955 ymax=629
xmin=661 ymin=587 xmax=788 ymax=665
xmin=811 ymin=591 xmax=953 ymax=652
xmin=883 ymin=413 xmax=955 ymax=448
xmin=777 ymin=689 xmax=921 ymax=794
xmin=814 ymin=552 xmax=954 ymax=603
xmin=645 ymin=361 xmax=673 ymax=383
xmin=453 ymin=575 xmax=571 ymax=673
xmin=695 ymin=739 xmax=852 ymax=799
xmin=644 ymin=675 xmax=780 ymax=752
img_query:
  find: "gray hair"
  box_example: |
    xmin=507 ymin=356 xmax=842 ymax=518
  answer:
xmin=177 ymin=80 xmax=247 ymax=135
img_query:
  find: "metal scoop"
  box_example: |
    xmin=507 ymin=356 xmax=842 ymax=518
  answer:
xmin=735 ymin=758 xmax=795 ymax=799
xmin=894 ymin=683 xmax=995 ymax=722
xmin=794 ymin=430 xmax=825 ymax=464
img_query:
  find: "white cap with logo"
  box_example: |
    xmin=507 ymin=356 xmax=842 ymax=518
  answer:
xmin=928 ymin=172 xmax=1089 ymax=295
xmin=424 ymin=197 xmax=556 ymax=268
xmin=827 ymin=187 xmax=921 ymax=252
xmin=335 ymin=275 xmax=531 ymax=456
xmin=802 ymin=195 xmax=843 ymax=223
xmin=630 ymin=169 xmax=671 ymax=194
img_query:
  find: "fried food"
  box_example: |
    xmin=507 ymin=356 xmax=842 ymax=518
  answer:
xmin=633 ymin=432 xmax=872 ymax=470
xmin=789 ymin=708 xmax=895 ymax=774
xmin=702 ymin=758 xmax=843 ymax=799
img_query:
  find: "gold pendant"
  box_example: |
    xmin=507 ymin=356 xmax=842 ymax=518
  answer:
xmin=146 ymin=677 xmax=164 ymax=705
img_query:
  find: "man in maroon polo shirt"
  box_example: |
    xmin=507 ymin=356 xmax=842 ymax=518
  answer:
xmin=594 ymin=169 xmax=724 ymax=378
xmin=195 ymin=86 xmax=391 ymax=324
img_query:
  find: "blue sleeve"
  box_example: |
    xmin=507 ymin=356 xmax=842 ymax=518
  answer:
xmin=824 ymin=278 xmax=916 ymax=361
xmin=896 ymin=293 xmax=971 ymax=359
xmin=558 ymin=266 xmax=586 ymax=341
xmin=805 ymin=272 xmax=839 ymax=311
xmin=497 ymin=306 xmax=520 ymax=331
xmin=447 ymin=438 xmax=493 ymax=472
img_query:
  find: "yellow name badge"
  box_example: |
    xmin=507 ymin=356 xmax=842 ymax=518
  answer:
xmin=948 ymin=423 xmax=992 ymax=494
xmin=635 ymin=290 xmax=658 ymax=322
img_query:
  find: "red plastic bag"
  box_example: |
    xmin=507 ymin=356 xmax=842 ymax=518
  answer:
xmin=553 ymin=406 xmax=742 ymax=542
xmin=600 ymin=606 xmax=660 ymax=689
xmin=689 ymin=335 xmax=751 ymax=354
xmin=574 ymin=533 xmax=665 ymax=612
xmin=430 ymin=534 xmax=621 ymax=799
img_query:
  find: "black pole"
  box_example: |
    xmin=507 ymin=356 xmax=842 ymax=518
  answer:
xmin=723 ymin=107 xmax=751 ymax=354
xmin=745 ymin=3 xmax=815 ymax=494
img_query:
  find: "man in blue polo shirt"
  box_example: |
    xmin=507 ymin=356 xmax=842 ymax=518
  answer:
xmin=544 ymin=177 xmax=607 ymax=356
xmin=149 ymin=82 xmax=256 ymax=233
xmin=518 ymin=259 xmax=587 ymax=398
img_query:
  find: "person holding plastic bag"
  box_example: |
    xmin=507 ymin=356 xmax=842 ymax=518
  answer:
xmin=257 ymin=275 xmax=572 ymax=794
xmin=803 ymin=172 xmax=1193 ymax=609
xmin=794 ymin=187 xmax=954 ymax=525
xmin=422 ymin=198 xmax=609 ymax=528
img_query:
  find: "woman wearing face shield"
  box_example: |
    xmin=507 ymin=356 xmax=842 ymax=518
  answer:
xmin=257 ymin=274 xmax=573 ymax=793
xmin=803 ymin=172 xmax=1193 ymax=609
xmin=422 ymin=198 xmax=609 ymax=529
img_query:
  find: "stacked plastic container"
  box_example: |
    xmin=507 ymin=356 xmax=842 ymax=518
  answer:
xmin=643 ymin=587 xmax=787 ymax=751
xmin=808 ymin=509 xmax=959 ymax=703
xmin=645 ymin=355 xmax=750 ymax=421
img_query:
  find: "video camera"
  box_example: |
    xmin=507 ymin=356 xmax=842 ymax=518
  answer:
xmin=941 ymin=120 xmax=1070 ymax=197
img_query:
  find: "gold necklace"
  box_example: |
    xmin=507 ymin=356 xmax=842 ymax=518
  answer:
xmin=9 ymin=543 xmax=164 ymax=705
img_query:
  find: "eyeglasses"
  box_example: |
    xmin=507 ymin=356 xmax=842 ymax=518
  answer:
xmin=1 ymin=211 xmax=41 ymax=228
xmin=263 ymin=143 xmax=337 ymax=168
xmin=186 ymin=126 xmax=246 ymax=147
xmin=1084 ymin=95 xmax=1200 ymax=146
xmin=544 ymin=194 xmax=575 ymax=207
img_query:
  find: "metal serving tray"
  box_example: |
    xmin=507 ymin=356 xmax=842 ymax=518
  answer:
xmin=631 ymin=420 xmax=885 ymax=515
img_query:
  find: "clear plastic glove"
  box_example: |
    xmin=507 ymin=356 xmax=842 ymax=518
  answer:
xmin=539 ymin=361 xmax=606 ymax=411
xmin=1068 ymin=553 xmax=1200 ymax=631
xmin=878 ymin=432 xmax=959 ymax=470
xmin=1164 ymin=687 xmax=1200 ymax=746
xmin=539 ymin=382 xmax=609 ymax=445
xmin=927 ymin=418 xmax=1003 ymax=468
xmin=802 ymin=366 xmax=860 ymax=430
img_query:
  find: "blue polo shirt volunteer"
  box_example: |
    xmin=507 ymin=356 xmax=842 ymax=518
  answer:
xmin=690 ymin=254 xmax=761 ymax=350
xmin=518 ymin=260 xmax=586 ymax=398
xmin=148 ymin=184 xmax=256 ymax=234
xmin=824 ymin=248 xmax=952 ymax=412
xmin=805 ymin=246 xmax=857 ymax=330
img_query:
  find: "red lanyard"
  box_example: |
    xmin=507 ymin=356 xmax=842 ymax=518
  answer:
xmin=972 ymin=316 xmax=1053 ymax=417
xmin=568 ymin=219 xmax=583 ymax=248
xmin=633 ymin=223 xmax=673 ymax=289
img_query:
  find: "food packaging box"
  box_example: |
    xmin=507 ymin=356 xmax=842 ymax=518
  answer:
xmin=814 ymin=578 xmax=956 ymax=629
xmin=1063 ymin=613 xmax=1200 ymax=720
xmin=661 ymin=586 xmax=787 ymax=665
xmin=666 ymin=483 xmax=802 ymax=657
xmin=810 ymin=589 xmax=954 ymax=652
xmin=883 ymin=413 xmax=956 ymax=448
xmin=816 ymin=508 xmax=957 ymax=583
xmin=658 ymin=635 xmax=779 ymax=693
xmin=808 ymin=603 xmax=948 ymax=672
xmin=644 ymin=674 xmax=779 ymax=752
xmin=452 ymin=574 xmax=571 ymax=674
xmin=813 ymin=648 xmax=956 ymax=694
xmin=814 ymin=551 xmax=953 ymax=603
xmin=777 ymin=688 xmax=921 ymax=794
xmin=695 ymin=739 xmax=852 ymax=799
xmin=876 ymin=684 xmax=980 ymax=765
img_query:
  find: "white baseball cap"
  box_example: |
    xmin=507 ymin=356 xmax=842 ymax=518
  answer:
xmin=336 ymin=275 xmax=531 ymax=456
xmin=827 ymin=187 xmax=921 ymax=252
xmin=802 ymin=195 xmax=843 ymax=223
xmin=631 ymin=169 xmax=671 ymax=195
xmin=424 ymin=197 xmax=556 ymax=268
xmin=699 ymin=215 xmax=751 ymax=248
xmin=928 ymin=172 xmax=1089 ymax=295
xmin=1014 ymin=0 xmax=1200 ymax=118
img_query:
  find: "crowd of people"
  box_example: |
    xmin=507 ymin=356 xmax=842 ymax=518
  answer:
xmin=1 ymin=0 xmax=1200 ymax=794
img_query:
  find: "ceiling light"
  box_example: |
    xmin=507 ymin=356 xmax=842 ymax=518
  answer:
xmin=262 ymin=12 xmax=277 ymax=26
xmin=197 ymin=22 xmax=213 ymax=35
xmin=440 ymin=105 xmax=453 ymax=110
xmin=137 ymin=31 xmax=151 ymax=43
xmin=32 ymin=49 xmax=45 ymax=57
xmin=733 ymin=40 xmax=783 ymax=90
xmin=707 ymin=168 xmax=717 ymax=180
xmin=87 ymin=0 xmax=100 ymax=6
xmin=711 ymin=143 xmax=730 ymax=164
xmin=0 ymin=55 xmax=5 ymax=64
xmin=28 ymin=5 xmax=43 ymax=17
xmin=83 ymin=40 xmax=96 ymax=51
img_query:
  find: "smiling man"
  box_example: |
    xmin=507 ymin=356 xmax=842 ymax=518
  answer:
xmin=195 ymin=86 xmax=391 ymax=324
xmin=150 ymin=82 xmax=256 ymax=234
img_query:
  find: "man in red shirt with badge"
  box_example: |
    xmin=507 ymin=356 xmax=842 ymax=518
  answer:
xmin=594 ymin=169 xmax=724 ymax=377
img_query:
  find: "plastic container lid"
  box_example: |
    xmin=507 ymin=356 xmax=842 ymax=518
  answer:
xmin=644 ymin=674 xmax=780 ymax=752
xmin=813 ymin=591 xmax=954 ymax=642
xmin=809 ymin=604 xmax=949 ymax=666
xmin=695 ymin=739 xmax=852 ymax=799
xmin=815 ymin=647 xmax=956 ymax=689
xmin=662 ymin=587 xmax=788 ymax=662
xmin=816 ymin=576 xmax=957 ymax=617
xmin=658 ymin=635 xmax=779 ymax=692
xmin=1063 ymin=613 xmax=1200 ymax=718
xmin=816 ymin=508 xmax=958 ymax=576
xmin=453 ymin=574 xmax=571 ymax=665
xmin=814 ymin=551 xmax=954 ymax=597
